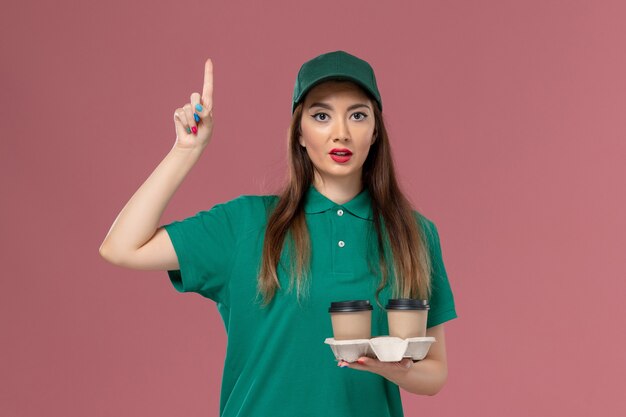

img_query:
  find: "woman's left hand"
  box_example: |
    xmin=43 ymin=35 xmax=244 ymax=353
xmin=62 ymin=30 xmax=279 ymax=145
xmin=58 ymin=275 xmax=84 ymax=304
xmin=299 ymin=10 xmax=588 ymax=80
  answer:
xmin=339 ymin=326 xmax=448 ymax=395
xmin=337 ymin=356 xmax=413 ymax=381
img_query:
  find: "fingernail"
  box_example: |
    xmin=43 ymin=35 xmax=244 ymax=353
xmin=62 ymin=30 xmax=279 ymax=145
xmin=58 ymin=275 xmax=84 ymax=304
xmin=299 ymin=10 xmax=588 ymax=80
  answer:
xmin=192 ymin=126 xmax=197 ymax=134
xmin=357 ymin=358 xmax=366 ymax=365
xmin=194 ymin=113 xmax=200 ymax=123
xmin=195 ymin=104 xmax=203 ymax=112
xmin=186 ymin=127 xmax=191 ymax=134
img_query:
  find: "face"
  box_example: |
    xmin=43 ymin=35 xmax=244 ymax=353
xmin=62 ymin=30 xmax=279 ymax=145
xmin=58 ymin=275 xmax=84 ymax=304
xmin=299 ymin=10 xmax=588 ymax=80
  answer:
xmin=298 ymin=81 xmax=377 ymax=187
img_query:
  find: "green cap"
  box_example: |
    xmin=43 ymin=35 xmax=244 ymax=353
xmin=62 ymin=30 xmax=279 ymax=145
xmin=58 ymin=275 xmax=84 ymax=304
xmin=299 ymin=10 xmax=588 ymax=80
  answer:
xmin=292 ymin=50 xmax=382 ymax=113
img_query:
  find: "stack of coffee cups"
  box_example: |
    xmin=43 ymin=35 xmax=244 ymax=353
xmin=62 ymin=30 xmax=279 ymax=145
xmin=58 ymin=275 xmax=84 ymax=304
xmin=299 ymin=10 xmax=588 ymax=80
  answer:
xmin=328 ymin=298 xmax=430 ymax=340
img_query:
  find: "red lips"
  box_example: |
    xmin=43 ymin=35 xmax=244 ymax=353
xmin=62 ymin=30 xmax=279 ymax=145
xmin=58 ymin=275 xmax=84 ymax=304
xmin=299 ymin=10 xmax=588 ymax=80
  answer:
xmin=329 ymin=149 xmax=352 ymax=163
xmin=329 ymin=148 xmax=353 ymax=155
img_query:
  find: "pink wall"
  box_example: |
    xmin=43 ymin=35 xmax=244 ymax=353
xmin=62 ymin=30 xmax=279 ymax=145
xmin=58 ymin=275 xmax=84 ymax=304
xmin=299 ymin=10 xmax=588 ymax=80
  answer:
xmin=2 ymin=0 xmax=625 ymax=416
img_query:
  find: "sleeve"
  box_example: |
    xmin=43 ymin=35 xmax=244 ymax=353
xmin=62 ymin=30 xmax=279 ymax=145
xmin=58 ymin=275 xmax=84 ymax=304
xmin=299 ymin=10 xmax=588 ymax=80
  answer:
xmin=418 ymin=215 xmax=458 ymax=328
xmin=163 ymin=200 xmax=239 ymax=303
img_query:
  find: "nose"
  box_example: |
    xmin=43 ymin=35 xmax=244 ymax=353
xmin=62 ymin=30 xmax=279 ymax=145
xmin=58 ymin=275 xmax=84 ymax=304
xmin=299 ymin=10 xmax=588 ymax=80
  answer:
xmin=332 ymin=118 xmax=350 ymax=142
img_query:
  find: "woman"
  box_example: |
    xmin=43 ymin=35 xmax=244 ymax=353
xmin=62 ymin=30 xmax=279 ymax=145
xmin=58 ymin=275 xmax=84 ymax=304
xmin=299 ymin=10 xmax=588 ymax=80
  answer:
xmin=99 ymin=50 xmax=457 ymax=417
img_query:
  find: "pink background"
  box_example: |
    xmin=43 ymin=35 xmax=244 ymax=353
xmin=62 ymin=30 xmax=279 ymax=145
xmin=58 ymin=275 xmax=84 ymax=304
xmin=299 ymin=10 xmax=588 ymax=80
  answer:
xmin=2 ymin=0 xmax=625 ymax=416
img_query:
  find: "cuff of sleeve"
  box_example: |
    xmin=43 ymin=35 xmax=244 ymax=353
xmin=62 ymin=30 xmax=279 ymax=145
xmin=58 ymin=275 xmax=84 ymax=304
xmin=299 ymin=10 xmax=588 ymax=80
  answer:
xmin=427 ymin=307 xmax=458 ymax=328
xmin=167 ymin=269 xmax=185 ymax=293
xmin=164 ymin=223 xmax=193 ymax=293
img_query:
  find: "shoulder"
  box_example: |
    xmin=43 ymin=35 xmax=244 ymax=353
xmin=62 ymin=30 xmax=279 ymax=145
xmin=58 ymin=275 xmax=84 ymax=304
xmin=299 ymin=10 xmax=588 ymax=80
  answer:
xmin=200 ymin=194 xmax=279 ymax=232
xmin=219 ymin=193 xmax=279 ymax=216
xmin=412 ymin=209 xmax=438 ymax=241
xmin=165 ymin=194 xmax=279 ymax=241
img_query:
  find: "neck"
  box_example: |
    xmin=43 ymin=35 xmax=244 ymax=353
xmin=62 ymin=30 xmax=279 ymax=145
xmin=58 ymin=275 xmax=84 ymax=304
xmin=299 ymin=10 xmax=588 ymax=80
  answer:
xmin=311 ymin=173 xmax=363 ymax=205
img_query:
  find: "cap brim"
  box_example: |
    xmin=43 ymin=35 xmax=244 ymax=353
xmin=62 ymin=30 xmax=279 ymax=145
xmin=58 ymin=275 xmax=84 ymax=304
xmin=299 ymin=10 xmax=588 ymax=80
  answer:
xmin=293 ymin=74 xmax=377 ymax=112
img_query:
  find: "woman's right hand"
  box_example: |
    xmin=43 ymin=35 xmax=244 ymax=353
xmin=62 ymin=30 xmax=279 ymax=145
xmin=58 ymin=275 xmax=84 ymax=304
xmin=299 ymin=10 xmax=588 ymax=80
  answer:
xmin=173 ymin=58 xmax=214 ymax=151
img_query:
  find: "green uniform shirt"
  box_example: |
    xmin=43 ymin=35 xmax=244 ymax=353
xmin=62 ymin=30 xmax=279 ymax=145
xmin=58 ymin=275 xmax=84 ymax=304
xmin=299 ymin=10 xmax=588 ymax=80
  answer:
xmin=164 ymin=184 xmax=457 ymax=417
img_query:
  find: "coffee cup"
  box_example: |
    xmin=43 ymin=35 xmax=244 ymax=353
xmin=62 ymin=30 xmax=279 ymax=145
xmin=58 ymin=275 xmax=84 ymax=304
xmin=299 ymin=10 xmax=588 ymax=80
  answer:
xmin=328 ymin=300 xmax=373 ymax=340
xmin=385 ymin=299 xmax=429 ymax=339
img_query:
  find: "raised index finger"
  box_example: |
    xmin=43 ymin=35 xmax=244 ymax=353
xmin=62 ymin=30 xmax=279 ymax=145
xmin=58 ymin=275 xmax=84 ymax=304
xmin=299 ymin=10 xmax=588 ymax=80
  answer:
xmin=202 ymin=58 xmax=213 ymax=104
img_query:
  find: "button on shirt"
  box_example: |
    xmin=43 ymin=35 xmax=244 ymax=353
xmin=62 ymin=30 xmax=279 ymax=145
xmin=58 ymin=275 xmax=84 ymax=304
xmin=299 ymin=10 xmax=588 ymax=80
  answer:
xmin=302 ymin=184 xmax=377 ymax=281
xmin=163 ymin=184 xmax=457 ymax=417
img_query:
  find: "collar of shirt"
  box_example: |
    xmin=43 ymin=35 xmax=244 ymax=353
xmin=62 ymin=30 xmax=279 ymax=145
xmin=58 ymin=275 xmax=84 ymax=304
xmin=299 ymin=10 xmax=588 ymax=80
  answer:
xmin=303 ymin=184 xmax=373 ymax=220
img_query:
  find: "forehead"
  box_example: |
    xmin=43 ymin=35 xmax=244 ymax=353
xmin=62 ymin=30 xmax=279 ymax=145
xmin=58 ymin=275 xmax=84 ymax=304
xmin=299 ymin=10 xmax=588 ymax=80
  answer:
xmin=303 ymin=80 xmax=371 ymax=105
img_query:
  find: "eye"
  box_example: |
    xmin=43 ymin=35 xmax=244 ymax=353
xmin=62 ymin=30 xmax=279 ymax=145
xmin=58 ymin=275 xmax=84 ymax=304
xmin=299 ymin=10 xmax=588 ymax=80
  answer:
xmin=351 ymin=112 xmax=368 ymax=121
xmin=312 ymin=113 xmax=329 ymax=122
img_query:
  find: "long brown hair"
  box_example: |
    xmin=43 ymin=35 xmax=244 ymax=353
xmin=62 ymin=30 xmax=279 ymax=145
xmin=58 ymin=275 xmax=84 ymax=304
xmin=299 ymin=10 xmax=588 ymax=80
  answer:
xmin=257 ymin=88 xmax=432 ymax=307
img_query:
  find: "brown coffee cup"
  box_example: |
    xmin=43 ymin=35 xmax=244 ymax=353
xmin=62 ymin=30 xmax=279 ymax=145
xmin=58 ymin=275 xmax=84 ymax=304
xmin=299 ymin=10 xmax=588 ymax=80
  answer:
xmin=328 ymin=300 xmax=373 ymax=340
xmin=385 ymin=299 xmax=429 ymax=339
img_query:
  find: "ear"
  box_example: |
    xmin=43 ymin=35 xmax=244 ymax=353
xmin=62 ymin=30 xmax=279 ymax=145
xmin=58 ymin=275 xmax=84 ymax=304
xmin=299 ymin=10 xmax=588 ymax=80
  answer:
xmin=298 ymin=135 xmax=306 ymax=147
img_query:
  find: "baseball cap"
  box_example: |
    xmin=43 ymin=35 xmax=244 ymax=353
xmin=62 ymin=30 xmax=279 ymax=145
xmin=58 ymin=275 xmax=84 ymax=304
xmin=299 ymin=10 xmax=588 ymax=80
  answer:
xmin=292 ymin=50 xmax=382 ymax=113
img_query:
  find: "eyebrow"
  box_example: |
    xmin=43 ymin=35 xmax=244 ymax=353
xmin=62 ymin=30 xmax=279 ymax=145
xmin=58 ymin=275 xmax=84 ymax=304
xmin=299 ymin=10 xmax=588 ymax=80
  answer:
xmin=308 ymin=102 xmax=371 ymax=111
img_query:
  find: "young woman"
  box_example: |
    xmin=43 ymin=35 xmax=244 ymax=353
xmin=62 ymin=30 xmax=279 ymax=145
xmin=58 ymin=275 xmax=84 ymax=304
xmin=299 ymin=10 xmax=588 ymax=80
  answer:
xmin=100 ymin=50 xmax=457 ymax=417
